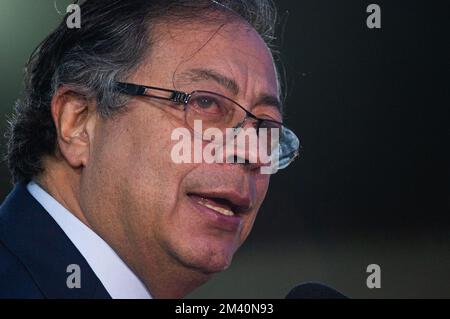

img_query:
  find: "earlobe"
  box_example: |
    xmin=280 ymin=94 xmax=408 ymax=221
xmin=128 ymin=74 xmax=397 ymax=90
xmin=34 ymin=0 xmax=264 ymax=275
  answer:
xmin=51 ymin=86 xmax=95 ymax=169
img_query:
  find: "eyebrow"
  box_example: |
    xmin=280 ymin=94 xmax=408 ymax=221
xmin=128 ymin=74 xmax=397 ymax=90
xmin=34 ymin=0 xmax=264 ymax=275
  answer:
xmin=177 ymin=68 xmax=240 ymax=95
xmin=177 ymin=68 xmax=282 ymax=112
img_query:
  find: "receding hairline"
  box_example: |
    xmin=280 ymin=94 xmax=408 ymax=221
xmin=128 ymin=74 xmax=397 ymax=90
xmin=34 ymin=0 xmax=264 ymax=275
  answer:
xmin=140 ymin=14 xmax=281 ymax=103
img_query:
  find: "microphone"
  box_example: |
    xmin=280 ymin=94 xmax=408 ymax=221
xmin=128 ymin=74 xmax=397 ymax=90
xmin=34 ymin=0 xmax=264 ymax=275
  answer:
xmin=285 ymin=282 xmax=348 ymax=299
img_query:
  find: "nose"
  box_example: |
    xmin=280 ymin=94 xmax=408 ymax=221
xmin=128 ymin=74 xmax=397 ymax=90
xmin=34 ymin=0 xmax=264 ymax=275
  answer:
xmin=227 ymin=155 xmax=264 ymax=172
xmin=225 ymin=119 xmax=276 ymax=173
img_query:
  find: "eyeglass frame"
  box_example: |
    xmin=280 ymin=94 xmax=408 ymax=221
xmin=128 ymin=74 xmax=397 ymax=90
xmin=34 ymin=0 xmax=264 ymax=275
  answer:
xmin=114 ymin=81 xmax=301 ymax=167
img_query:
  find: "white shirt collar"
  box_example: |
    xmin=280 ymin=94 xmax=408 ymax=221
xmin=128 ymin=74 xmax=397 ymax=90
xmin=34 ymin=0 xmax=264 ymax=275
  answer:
xmin=26 ymin=181 xmax=152 ymax=299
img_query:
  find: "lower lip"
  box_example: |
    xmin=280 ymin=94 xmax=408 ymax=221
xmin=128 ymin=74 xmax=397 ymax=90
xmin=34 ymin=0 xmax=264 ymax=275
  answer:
xmin=188 ymin=195 xmax=242 ymax=232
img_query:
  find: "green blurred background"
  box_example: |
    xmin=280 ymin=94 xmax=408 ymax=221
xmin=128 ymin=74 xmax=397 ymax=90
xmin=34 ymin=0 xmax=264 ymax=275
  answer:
xmin=1 ymin=1 xmax=449 ymax=298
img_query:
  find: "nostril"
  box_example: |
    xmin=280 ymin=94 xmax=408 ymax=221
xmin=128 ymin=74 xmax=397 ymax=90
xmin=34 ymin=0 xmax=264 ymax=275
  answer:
xmin=226 ymin=154 xmax=250 ymax=165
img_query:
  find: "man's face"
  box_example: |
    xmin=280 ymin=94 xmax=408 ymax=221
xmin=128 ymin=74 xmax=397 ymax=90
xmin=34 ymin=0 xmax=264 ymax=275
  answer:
xmin=80 ymin=19 xmax=280 ymax=278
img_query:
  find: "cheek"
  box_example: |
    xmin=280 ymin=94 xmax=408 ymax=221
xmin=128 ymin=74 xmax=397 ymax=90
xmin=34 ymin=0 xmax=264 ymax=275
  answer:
xmin=86 ymin=111 xmax=194 ymax=232
xmin=254 ymin=174 xmax=271 ymax=206
xmin=238 ymin=175 xmax=270 ymax=242
xmin=105 ymin=109 xmax=185 ymax=183
xmin=120 ymin=114 xmax=191 ymax=210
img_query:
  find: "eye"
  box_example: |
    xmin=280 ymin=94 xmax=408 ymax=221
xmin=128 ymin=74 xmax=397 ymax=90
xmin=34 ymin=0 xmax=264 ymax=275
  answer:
xmin=197 ymin=96 xmax=215 ymax=108
xmin=259 ymin=119 xmax=282 ymax=130
xmin=253 ymin=107 xmax=282 ymax=123
xmin=190 ymin=94 xmax=223 ymax=114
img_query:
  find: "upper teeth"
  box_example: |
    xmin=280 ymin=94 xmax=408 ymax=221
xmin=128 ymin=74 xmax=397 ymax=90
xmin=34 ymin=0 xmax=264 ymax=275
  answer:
xmin=199 ymin=200 xmax=235 ymax=216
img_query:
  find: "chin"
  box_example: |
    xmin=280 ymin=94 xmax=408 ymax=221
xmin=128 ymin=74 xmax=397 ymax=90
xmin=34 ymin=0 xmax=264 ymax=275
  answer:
xmin=173 ymin=238 xmax=238 ymax=274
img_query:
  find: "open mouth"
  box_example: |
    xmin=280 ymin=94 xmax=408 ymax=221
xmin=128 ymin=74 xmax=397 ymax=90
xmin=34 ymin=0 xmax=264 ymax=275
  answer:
xmin=188 ymin=194 xmax=236 ymax=217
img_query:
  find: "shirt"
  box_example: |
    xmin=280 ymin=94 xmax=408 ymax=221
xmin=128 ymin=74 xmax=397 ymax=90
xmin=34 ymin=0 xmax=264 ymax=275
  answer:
xmin=27 ymin=181 xmax=152 ymax=299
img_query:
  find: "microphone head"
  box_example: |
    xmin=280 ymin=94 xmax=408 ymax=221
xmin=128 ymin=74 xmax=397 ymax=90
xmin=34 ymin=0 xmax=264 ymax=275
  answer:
xmin=285 ymin=282 xmax=348 ymax=299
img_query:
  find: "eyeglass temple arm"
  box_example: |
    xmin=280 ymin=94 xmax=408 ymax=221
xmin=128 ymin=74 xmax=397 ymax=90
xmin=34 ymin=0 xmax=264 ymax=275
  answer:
xmin=115 ymin=82 xmax=191 ymax=104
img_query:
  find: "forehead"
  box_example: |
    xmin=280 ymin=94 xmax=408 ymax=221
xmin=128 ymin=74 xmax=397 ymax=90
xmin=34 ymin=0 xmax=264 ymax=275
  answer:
xmin=140 ymin=19 xmax=278 ymax=96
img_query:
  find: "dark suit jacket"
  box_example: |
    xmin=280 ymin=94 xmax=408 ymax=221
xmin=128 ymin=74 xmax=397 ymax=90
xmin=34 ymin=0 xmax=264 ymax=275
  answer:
xmin=0 ymin=183 xmax=111 ymax=299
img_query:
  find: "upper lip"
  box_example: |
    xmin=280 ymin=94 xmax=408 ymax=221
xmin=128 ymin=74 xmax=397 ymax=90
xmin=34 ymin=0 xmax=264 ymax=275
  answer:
xmin=188 ymin=190 xmax=253 ymax=215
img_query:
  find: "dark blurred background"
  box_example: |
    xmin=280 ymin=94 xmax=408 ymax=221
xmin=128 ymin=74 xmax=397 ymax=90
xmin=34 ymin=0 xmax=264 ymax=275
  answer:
xmin=1 ymin=0 xmax=449 ymax=298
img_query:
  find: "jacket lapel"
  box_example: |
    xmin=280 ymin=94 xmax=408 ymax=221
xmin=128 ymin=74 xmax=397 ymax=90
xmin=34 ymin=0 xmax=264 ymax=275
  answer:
xmin=0 ymin=183 xmax=111 ymax=299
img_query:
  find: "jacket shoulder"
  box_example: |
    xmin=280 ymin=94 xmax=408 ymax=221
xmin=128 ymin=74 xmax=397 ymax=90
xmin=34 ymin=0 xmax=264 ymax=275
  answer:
xmin=0 ymin=184 xmax=43 ymax=298
xmin=0 ymin=239 xmax=44 ymax=298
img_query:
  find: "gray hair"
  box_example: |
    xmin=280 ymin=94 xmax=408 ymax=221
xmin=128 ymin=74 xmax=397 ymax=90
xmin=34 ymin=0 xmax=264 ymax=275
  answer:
xmin=5 ymin=0 xmax=283 ymax=183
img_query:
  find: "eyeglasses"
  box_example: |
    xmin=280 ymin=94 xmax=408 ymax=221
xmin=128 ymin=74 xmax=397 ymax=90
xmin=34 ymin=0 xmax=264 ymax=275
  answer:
xmin=114 ymin=82 xmax=301 ymax=171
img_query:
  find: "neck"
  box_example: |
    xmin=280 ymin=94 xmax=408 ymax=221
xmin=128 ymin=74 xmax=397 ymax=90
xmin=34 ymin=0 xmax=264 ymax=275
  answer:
xmin=35 ymin=157 xmax=91 ymax=228
xmin=35 ymin=158 xmax=211 ymax=299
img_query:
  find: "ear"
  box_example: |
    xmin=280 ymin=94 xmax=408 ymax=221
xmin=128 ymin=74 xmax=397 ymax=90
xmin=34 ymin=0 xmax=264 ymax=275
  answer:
xmin=51 ymin=86 xmax=97 ymax=169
